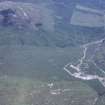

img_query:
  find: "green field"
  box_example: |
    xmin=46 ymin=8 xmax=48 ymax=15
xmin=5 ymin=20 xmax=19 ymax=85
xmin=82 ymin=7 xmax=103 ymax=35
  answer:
xmin=0 ymin=76 xmax=97 ymax=105
xmin=0 ymin=46 xmax=82 ymax=81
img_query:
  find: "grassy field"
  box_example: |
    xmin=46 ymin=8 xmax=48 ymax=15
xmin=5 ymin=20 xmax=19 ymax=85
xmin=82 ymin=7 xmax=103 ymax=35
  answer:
xmin=0 ymin=46 xmax=82 ymax=81
xmin=0 ymin=75 xmax=97 ymax=105
xmin=0 ymin=45 xmax=100 ymax=105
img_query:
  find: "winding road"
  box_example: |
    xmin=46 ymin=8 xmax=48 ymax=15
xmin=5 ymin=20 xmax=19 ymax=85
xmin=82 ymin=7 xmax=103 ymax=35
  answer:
xmin=63 ymin=38 xmax=105 ymax=104
xmin=64 ymin=38 xmax=105 ymax=86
